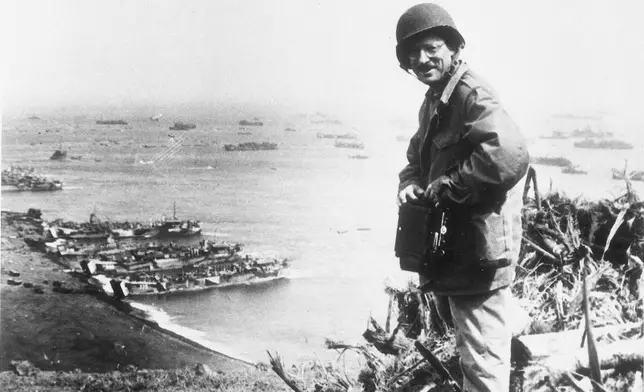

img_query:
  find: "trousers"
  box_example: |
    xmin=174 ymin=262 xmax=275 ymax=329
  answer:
xmin=433 ymin=287 xmax=512 ymax=392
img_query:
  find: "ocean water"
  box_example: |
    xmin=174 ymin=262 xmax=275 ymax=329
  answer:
xmin=3 ymin=108 xmax=644 ymax=364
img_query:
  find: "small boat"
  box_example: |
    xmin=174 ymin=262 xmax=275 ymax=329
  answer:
xmin=96 ymin=120 xmax=128 ymax=125
xmin=317 ymin=132 xmax=358 ymax=140
xmin=50 ymin=150 xmax=67 ymax=160
xmin=224 ymin=142 xmax=278 ymax=151
xmin=334 ymin=140 xmax=365 ymax=149
xmin=574 ymin=138 xmax=633 ymax=150
xmin=239 ymin=118 xmax=263 ymax=126
xmin=561 ymin=165 xmax=588 ymax=175
xmin=169 ymin=122 xmax=196 ymax=130
xmin=531 ymin=156 xmax=573 ymax=167
xmin=570 ymin=125 xmax=612 ymax=139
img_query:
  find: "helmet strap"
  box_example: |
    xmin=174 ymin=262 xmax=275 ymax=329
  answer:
xmin=447 ymin=46 xmax=464 ymax=76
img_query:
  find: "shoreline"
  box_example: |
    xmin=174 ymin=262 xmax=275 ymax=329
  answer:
xmin=93 ymin=291 xmax=258 ymax=367
xmin=124 ymin=301 xmax=257 ymax=366
xmin=0 ymin=210 xmax=255 ymax=373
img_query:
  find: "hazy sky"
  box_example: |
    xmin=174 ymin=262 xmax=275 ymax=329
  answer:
xmin=3 ymin=0 xmax=644 ymax=128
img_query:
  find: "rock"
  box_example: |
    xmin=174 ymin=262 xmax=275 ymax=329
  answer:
xmin=10 ymin=360 xmax=38 ymax=376
xmin=42 ymin=280 xmax=49 ymax=284
xmin=27 ymin=209 xmax=42 ymax=219
xmin=22 ymin=282 xmax=34 ymax=288
xmin=7 ymin=269 xmax=20 ymax=277
xmin=194 ymin=363 xmax=214 ymax=376
xmin=33 ymin=286 xmax=45 ymax=294
xmin=7 ymin=279 xmax=23 ymax=286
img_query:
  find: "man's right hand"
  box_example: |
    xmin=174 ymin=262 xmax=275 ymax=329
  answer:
xmin=397 ymin=184 xmax=424 ymax=207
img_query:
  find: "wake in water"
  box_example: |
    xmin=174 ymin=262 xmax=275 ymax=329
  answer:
xmin=126 ymin=301 xmax=255 ymax=364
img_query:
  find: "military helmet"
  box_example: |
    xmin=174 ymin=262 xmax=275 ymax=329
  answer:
xmin=395 ymin=3 xmax=465 ymax=70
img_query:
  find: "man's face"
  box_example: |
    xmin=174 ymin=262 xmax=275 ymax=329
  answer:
xmin=408 ymin=35 xmax=455 ymax=86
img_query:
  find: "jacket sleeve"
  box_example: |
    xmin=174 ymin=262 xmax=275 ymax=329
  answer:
xmin=398 ymin=100 xmax=428 ymax=192
xmin=441 ymin=87 xmax=530 ymax=206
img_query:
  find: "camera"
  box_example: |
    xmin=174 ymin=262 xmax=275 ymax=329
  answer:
xmin=394 ymin=201 xmax=452 ymax=274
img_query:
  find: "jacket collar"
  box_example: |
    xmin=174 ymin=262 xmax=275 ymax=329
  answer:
xmin=425 ymin=61 xmax=469 ymax=106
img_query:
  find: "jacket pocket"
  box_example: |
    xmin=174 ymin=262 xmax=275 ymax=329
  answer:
xmin=451 ymin=212 xmax=511 ymax=269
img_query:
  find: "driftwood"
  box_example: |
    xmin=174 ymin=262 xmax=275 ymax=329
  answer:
xmin=514 ymin=322 xmax=642 ymax=363
xmin=362 ymin=317 xmax=411 ymax=356
xmin=414 ymin=341 xmax=463 ymax=392
xmin=538 ymin=338 xmax=644 ymax=373
xmin=522 ymin=236 xmax=558 ymax=262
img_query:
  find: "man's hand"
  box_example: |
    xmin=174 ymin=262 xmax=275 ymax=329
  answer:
xmin=397 ymin=184 xmax=424 ymax=207
xmin=424 ymin=176 xmax=450 ymax=208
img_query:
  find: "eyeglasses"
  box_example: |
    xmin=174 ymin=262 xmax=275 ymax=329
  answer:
xmin=407 ymin=43 xmax=446 ymax=64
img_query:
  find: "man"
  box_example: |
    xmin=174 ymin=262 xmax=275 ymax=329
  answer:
xmin=394 ymin=3 xmax=529 ymax=392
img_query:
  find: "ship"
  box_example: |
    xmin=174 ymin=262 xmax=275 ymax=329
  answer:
xmin=95 ymin=251 xmax=289 ymax=298
xmin=561 ymin=165 xmax=588 ymax=175
xmin=154 ymin=202 xmax=202 ymax=237
xmin=570 ymin=125 xmax=613 ymax=139
xmin=2 ymin=166 xmax=35 ymax=185
xmin=530 ymin=156 xmax=573 ymax=167
xmin=46 ymin=205 xmax=199 ymax=241
xmin=96 ymin=120 xmax=128 ymax=125
xmin=2 ymin=166 xmax=63 ymax=191
xmin=156 ymin=219 xmax=201 ymax=237
xmin=574 ymin=138 xmax=633 ymax=150
xmin=224 ymin=142 xmax=278 ymax=151
xmin=238 ymin=118 xmax=263 ymax=126
xmin=334 ymin=140 xmax=365 ymax=149
xmin=169 ymin=122 xmax=196 ymax=130
xmin=316 ymin=132 xmax=358 ymax=140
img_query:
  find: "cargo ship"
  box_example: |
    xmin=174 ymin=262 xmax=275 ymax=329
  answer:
xmin=96 ymin=120 xmax=128 ymax=125
xmin=224 ymin=142 xmax=278 ymax=151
